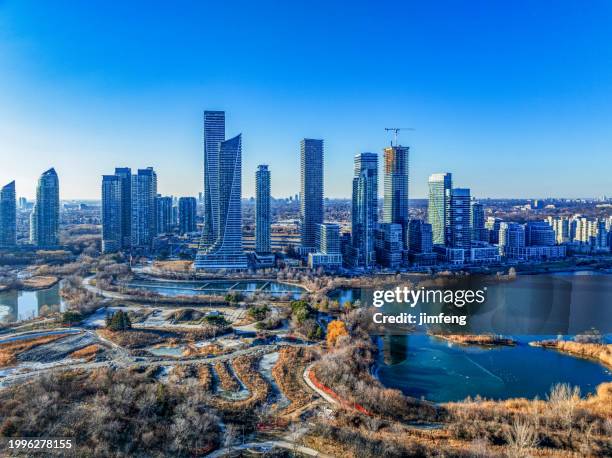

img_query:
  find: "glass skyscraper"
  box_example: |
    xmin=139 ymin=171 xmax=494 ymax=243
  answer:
xmin=178 ymin=197 xmax=197 ymax=234
xmin=201 ymin=110 xmax=225 ymax=248
xmin=130 ymin=167 xmax=157 ymax=248
xmin=350 ymin=152 xmax=378 ymax=267
xmin=101 ymin=174 xmax=122 ymax=253
xmin=383 ymin=145 xmax=409 ymax=247
xmin=155 ymin=195 xmax=173 ymax=234
xmin=0 ymin=181 xmax=16 ymax=247
xmin=114 ymin=167 xmax=132 ymax=249
xmin=196 ymin=134 xmax=247 ymax=269
xmin=300 ymin=139 xmax=324 ymax=250
xmin=255 ymin=164 xmax=271 ymax=254
xmin=30 ymin=168 xmax=59 ymax=247
xmin=427 ymin=172 xmax=452 ymax=245
xmin=450 ymin=188 xmax=471 ymax=250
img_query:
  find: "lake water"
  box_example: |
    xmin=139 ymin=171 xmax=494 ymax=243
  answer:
xmin=375 ymin=334 xmax=611 ymax=402
xmin=126 ymin=279 xmax=305 ymax=299
xmin=0 ymin=284 xmax=66 ymax=323
xmin=330 ymin=271 xmax=612 ymax=402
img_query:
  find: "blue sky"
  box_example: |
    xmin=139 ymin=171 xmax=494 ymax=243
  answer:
xmin=1 ymin=0 xmax=611 ymax=199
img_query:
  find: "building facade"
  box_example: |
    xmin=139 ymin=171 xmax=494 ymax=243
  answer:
xmin=349 ymin=152 xmax=378 ymax=267
xmin=114 ymin=167 xmax=132 ymax=249
xmin=0 ymin=181 xmax=16 ymax=247
xmin=195 ymin=134 xmax=247 ymax=269
xmin=130 ymin=167 xmax=157 ymax=248
xmin=101 ymin=175 xmax=122 ymax=253
xmin=255 ymin=164 xmax=271 ymax=254
xmin=155 ymin=196 xmax=173 ymax=234
xmin=178 ymin=197 xmax=197 ymax=234
xmin=201 ymin=110 xmax=225 ymax=249
xmin=449 ymin=188 xmax=471 ymax=250
xmin=30 ymin=168 xmax=60 ymax=247
xmin=375 ymin=223 xmax=403 ymax=269
xmin=300 ymin=139 xmax=324 ymax=250
xmin=427 ymin=173 xmax=452 ymax=245
xmin=383 ymin=145 xmax=410 ymax=246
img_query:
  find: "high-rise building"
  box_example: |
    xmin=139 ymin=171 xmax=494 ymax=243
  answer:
xmin=547 ymin=216 xmax=570 ymax=244
xmin=201 ymin=110 xmax=225 ymax=249
xmin=255 ymin=164 xmax=271 ymax=254
xmin=383 ymin=145 xmax=410 ymax=247
xmin=525 ymin=221 xmax=555 ymax=246
xmin=101 ymin=175 xmax=122 ymax=253
xmin=178 ymin=197 xmax=197 ymax=234
xmin=30 ymin=168 xmax=59 ymax=247
xmin=131 ymin=167 xmax=157 ymax=248
xmin=316 ymin=223 xmax=340 ymax=254
xmin=499 ymin=222 xmax=525 ymax=256
xmin=155 ymin=196 xmax=173 ymax=234
xmin=300 ymin=139 xmax=324 ymax=250
xmin=18 ymin=197 xmax=27 ymax=210
xmin=485 ymin=216 xmax=502 ymax=244
xmin=195 ymin=134 xmax=247 ymax=269
xmin=449 ymin=188 xmax=471 ymax=250
xmin=114 ymin=167 xmax=132 ymax=249
xmin=470 ymin=201 xmax=488 ymax=241
xmin=375 ymin=223 xmax=403 ymax=269
xmin=407 ymin=219 xmax=433 ymax=254
xmin=308 ymin=223 xmax=342 ymax=269
xmin=0 ymin=181 xmax=16 ymax=247
xmin=349 ymin=153 xmax=378 ymax=267
xmin=428 ymin=173 xmax=452 ymax=245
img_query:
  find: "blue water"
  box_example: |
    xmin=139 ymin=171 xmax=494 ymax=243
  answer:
xmin=126 ymin=279 xmax=305 ymax=299
xmin=376 ymin=334 xmax=611 ymax=402
xmin=0 ymin=284 xmax=66 ymax=323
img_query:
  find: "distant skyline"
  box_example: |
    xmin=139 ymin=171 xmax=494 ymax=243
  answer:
xmin=1 ymin=1 xmax=612 ymax=200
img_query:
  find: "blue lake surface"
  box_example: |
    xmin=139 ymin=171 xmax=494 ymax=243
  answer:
xmin=0 ymin=284 xmax=66 ymax=323
xmin=126 ymin=279 xmax=306 ymax=299
xmin=330 ymin=271 xmax=612 ymax=402
xmin=375 ymin=334 xmax=611 ymax=402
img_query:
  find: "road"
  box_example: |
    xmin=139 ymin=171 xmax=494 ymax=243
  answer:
xmin=205 ymin=439 xmax=331 ymax=458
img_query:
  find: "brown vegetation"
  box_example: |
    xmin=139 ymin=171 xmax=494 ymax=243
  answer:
xmin=21 ymin=275 xmax=59 ymax=290
xmin=69 ymin=344 xmax=102 ymax=361
xmin=214 ymin=361 xmax=240 ymax=391
xmin=0 ymin=368 xmax=220 ymax=457
xmin=182 ymin=343 xmax=226 ymax=357
xmin=530 ymin=339 xmax=612 ymax=368
xmin=97 ymin=329 xmax=166 ymax=349
xmin=272 ymin=347 xmax=317 ymax=414
xmin=0 ymin=333 xmax=71 ymax=367
xmin=433 ymin=333 xmax=517 ymax=347
xmin=198 ymin=365 xmax=213 ymax=391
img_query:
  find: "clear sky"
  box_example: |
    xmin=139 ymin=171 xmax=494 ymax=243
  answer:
xmin=1 ymin=0 xmax=611 ymax=200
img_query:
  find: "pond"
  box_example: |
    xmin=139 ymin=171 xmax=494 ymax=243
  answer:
xmin=375 ymin=333 xmax=611 ymax=403
xmin=125 ymin=279 xmax=306 ymax=299
xmin=0 ymin=283 xmax=66 ymax=323
xmin=329 ymin=271 xmax=612 ymax=402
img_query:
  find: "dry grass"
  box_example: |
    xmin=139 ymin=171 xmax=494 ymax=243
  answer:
xmin=97 ymin=329 xmax=166 ymax=348
xmin=198 ymin=365 xmax=213 ymax=391
xmin=182 ymin=343 xmax=227 ymax=357
xmin=272 ymin=346 xmax=317 ymax=414
xmin=530 ymin=340 xmax=612 ymax=368
xmin=0 ymin=333 xmax=70 ymax=367
xmin=152 ymin=260 xmax=193 ymax=272
xmin=214 ymin=361 xmax=240 ymax=391
xmin=216 ymin=355 xmax=270 ymax=411
xmin=70 ymin=344 xmax=102 ymax=361
xmin=21 ymin=275 xmax=59 ymax=289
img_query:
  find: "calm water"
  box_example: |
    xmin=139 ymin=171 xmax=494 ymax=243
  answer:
xmin=126 ymin=279 xmax=305 ymax=299
xmin=331 ymin=271 xmax=612 ymax=402
xmin=0 ymin=284 xmax=66 ymax=323
xmin=376 ymin=334 xmax=611 ymax=402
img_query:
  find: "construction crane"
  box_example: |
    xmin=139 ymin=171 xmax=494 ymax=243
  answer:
xmin=385 ymin=127 xmax=415 ymax=146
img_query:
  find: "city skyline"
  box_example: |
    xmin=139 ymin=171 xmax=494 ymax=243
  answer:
xmin=2 ymin=2 xmax=612 ymax=200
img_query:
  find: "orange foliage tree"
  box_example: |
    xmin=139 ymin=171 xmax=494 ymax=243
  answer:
xmin=326 ymin=320 xmax=348 ymax=347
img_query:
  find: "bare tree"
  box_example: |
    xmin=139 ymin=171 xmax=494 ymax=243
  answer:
xmin=504 ymin=418 xmax=538 ymax=458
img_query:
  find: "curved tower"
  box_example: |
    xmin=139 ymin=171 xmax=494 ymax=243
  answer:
xmin=30 ymin=168 xmax=59 ymax=247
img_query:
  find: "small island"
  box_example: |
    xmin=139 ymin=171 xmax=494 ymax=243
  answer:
xmin=432 ymin=333 xmax=517 ymax=347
